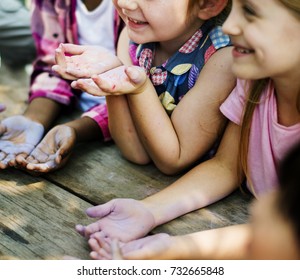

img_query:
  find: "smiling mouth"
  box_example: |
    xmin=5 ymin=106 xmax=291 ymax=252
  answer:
xmin=235 ymin=47 xmax=254 ymax=54
xmin=128 ymin=17 xmax=147 ymax=25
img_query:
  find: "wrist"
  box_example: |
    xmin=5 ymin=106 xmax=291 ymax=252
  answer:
xmin=24 ymin=98 xmax=62 ymax=130
xmin=65 ymin=117 xmax=103 ymax=142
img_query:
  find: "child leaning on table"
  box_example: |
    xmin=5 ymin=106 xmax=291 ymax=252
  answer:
xmin=0 ymin=0 xmax=123 ymax=171
xmin=108 ymin=142 xmax=300 ymax=260
xmin=52 ymin=0 xmax=236 ymax=175
xmin=73 ymin=0 xmax=300 ymax=259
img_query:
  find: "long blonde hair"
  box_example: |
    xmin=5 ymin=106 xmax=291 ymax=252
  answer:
xmin=239 ymin=0 xmax=300 ymax=192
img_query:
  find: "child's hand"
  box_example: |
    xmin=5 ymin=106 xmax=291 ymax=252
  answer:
xmin=71 ymin=66 xmax=147 ymax=96
xmin=75 ymin=199 xmax=155 ymax=242
xmin=52 ymin=44 xmax=122 ymax=80
xmin=15 ymin=125 xmax=76 ymax=173
xmin=88 ymin=238 xmax=124 ymax=260
xmin=0 ymin=116 xmax=44 ymax=169
xmin=89 ymin=233 xmax=172 ymax=260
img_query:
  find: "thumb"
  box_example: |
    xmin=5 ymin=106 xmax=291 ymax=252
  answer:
xmin=125 ymin=66 xmax=146 ymax=85
xmin=61 ymin=43 xmax=85 ymax=55
xmin=85 ymin=200 xmax=115 ymax=218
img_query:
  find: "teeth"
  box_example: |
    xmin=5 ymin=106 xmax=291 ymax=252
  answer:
xmin=129 ymin=17 xmax=145 ymax=24
xmin=236 ymin=47 xmax=252 ymax=54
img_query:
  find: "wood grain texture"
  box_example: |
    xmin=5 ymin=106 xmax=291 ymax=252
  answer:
xmin=0 ymin=169 xmax=92 ymax=260
xmin=0 ymin=63 xmax=252 ymax=259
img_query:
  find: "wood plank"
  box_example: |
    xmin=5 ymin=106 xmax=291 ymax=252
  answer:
xmin=45 ymin=142 xmax=252 ymax=235
xmin=45 ymin=141 xmax=180 ymax=203
xmin=0 ymin=169 xmax=93 ymax=260
xmin=0 ymin=62 xmax=252 ymax=251
xmin=0 ymin=64 xmax=29 ymax=117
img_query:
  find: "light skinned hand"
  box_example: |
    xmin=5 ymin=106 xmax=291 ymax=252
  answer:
xmin=89 ymin=233 xmax=172 ymax=260
xmin=52 ymin=44 xmax=122 ymax=80
xmin=0 ymin=115 xmax=44 ymax=169
xmin=76 ymin=198 xmax=155 ymax=242
xmin=71 ymin=65 xmax=147 ymax=96
xmin=15 ymin=125 xmax=76 ymax=173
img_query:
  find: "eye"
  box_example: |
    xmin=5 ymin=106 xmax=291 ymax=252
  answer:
xmin=242 ymin=4 xmax=256 ymax=17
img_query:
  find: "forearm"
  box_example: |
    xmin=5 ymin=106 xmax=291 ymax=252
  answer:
xmin=168 ymin=224 xmax=251 ymax=260
xmin=23 ymin=98 xmax=62 ymax=130
xmin=127 ymin=47 xmax=236 ymax=175
xmin=142 ymin=157 xmax=239 ymax=227
xmin=64 ymin=117 xmax=103 ymax=142
xmin=128 ymin=91 xmax=181 ymax=168
xmin=106 ymin=95 xmax=150 ymax=164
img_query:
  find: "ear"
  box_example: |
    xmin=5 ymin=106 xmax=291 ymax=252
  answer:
xmin=197 ymin=0 xmax=229 ymax=20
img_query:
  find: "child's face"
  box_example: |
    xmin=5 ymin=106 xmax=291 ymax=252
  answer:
xmin=113 ymin=0 xmax=202 ymax=49
xmin=222 ymin=0 xmax=300 ymax=81
xmin=247 ymin=192 xmax=299 ymax=259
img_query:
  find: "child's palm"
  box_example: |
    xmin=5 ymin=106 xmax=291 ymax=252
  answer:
xmin=16 ymin=125 xmax=76 ymax=173
xmin=76 ymin=198 xmax=155 ymax=242
xmin=71 ymin=66 xmax=147 ymax=96
xmin=53 ymin=44 xmax=122 ymax=80
xmin=0 ymin=116 xmax=44 ymax=168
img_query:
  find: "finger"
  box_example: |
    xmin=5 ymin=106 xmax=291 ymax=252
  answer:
xmin=92 ymin=232 xmax=111 ymax=252
xmin=91 ymin=75 xmax=116 ymax=93
xmin=71 ymin=79 xmax=105 ymax=96
xmin=88 ymin=237 xmax=102 ymax=253
xmin=54 ymin=46 xmax=67 ymax=68
xmin=90 ymin=248 xmax=112 ymax=260
xmin=26 ymin=160 xmax=57 ymax=172
xmin=111 ymin=239 xmax=124 ymax=260
xmin=90 ymin=250 xmax=108 ymax=260
xmin=60 ymin=43 xmax=85 ymax=55
xmin=85 ymin=202 xmax=114 ymax=218
xmin=15 ymin=153 xmax=30 ymax=167
xmin=0 ymin=154 xmax=14 ymax=169
xmin=75 ymin=224 xmax=86 ymax=237
xmin=126 ymin=66 xmax=146 ymax=85
xmin=83 ymin=221 xmax=103 ymax=238
xmin=52 ymin=65 xmax=77 ymax=80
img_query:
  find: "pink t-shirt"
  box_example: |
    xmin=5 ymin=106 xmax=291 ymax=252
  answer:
xmin=220 ymin=79 xmax=300 ymax=197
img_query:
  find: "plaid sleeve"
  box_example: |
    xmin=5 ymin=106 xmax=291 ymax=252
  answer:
xmin=81 ymin=104 xmax=111 ymax=142
xmin=209 ymin=26 xmax=231 ymax=50
xmin=29 ymin=0 xmax=76 ymax=105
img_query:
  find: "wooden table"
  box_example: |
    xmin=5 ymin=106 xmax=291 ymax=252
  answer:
xmin=0 ymin=64 xmax=252 ymax=260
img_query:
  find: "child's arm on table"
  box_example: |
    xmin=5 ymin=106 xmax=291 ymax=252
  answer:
xmin=77 ymin=122 xmax=243 ymax=242
xmin=89 ymin=224 xmax=251 ymax=260
xmin=72 ymin=29 xmax=237 ymax=174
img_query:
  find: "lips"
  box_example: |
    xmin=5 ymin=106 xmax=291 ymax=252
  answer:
xmin=235 ymin=46 xmax=254 ymax=54
xmin=128 ymin=17 xmax=147 ymax=25
xmin=232 ymin=42 xmax=255 ymax=54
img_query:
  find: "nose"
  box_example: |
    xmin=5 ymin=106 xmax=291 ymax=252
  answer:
xmin=222 ymin=8 xmax=241 ymax=36
xmin=117 ymin=0 xmax=138 ymax=10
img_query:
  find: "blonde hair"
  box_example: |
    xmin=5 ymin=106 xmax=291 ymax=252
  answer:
xmin=239 ymin=0 xmax=300 ymax=192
